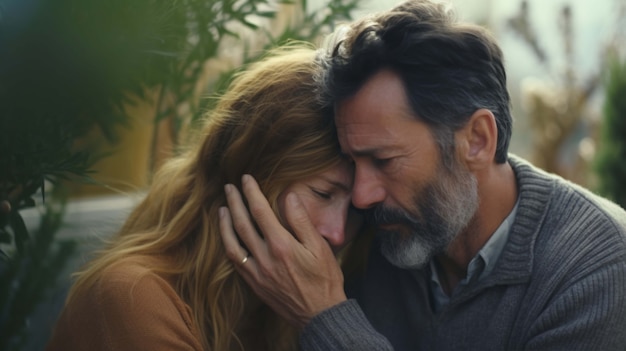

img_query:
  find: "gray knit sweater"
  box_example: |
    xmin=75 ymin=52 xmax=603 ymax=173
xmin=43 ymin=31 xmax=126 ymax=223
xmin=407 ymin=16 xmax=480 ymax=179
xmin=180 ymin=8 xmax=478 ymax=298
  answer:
xmin=300 ymin=156 xmax=626 ymax=350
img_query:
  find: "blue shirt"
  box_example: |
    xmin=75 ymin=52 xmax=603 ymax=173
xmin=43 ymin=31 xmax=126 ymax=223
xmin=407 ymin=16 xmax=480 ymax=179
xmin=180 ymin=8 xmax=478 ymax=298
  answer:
xmin=428 ymin=199 xmax=519 ymax=313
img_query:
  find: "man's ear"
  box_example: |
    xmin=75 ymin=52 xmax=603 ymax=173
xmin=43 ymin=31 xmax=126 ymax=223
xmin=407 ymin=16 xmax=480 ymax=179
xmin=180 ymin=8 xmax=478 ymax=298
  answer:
xmin=456 ymin=109 xmax=498 ymax=170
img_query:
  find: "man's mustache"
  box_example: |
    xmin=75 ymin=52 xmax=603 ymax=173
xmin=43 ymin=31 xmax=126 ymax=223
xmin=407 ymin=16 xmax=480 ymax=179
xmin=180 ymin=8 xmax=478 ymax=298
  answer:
xmin=368 ymin=205 xmax=419 ymax=227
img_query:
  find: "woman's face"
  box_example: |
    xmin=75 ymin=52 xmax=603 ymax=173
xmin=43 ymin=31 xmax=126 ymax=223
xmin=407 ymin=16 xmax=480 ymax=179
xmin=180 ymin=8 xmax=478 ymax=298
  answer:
xmin=278 ymin=160 xmax=363 ymax=254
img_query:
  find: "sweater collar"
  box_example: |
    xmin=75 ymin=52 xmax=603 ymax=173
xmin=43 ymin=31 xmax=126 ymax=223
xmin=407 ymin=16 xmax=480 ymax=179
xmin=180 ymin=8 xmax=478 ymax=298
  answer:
xmin=486 ymin=155 xmax=556 ymax=284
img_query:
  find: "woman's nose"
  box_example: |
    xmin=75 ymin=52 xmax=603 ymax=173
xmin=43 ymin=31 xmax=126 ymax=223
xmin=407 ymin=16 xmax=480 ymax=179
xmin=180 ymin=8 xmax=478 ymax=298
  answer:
xmin=315 ymin=210 xmax=347 ymax=251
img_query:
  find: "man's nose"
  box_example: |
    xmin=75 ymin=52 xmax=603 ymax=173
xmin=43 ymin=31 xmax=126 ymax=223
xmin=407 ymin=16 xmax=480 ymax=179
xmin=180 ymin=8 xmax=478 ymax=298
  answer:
xmin=352 ymin=167 xmax=385 ymax=210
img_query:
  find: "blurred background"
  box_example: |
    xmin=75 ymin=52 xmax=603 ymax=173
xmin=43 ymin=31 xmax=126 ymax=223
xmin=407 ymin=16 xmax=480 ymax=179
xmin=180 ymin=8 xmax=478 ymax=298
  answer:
xmin=1 ymin=0 xmax=625 ymax=350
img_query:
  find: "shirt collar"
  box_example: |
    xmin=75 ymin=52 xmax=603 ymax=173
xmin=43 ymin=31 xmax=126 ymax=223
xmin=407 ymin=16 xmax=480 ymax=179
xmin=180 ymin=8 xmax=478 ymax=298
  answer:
xmin=473 ymin=198 xmax=519 ymax=280
xmin=428 ymin=198 xmax=519 ymax=311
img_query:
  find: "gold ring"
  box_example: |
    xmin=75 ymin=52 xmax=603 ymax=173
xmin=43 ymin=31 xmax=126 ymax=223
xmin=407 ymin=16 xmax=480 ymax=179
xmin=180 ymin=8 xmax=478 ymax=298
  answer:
xmin=241 ymin=256 xmax=249 ymax=265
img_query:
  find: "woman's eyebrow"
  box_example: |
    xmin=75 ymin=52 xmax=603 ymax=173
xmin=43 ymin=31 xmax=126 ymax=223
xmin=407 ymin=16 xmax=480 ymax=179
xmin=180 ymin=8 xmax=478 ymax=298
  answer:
xmin=318 ymin=175 xmax=350 ymax=192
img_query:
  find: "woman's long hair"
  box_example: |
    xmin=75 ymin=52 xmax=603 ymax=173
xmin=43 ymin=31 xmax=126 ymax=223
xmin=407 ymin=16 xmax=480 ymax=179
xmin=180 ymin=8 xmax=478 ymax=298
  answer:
xmin=66 ymin=44 xmax=346 ymax=350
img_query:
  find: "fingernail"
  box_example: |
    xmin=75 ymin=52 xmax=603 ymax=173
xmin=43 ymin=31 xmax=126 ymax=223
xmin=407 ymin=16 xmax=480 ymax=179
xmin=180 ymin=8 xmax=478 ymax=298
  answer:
xmin=224 ymin=184 xmax=232 ymax=194
xmin=218 ymin=207 xmax=226 ymax=218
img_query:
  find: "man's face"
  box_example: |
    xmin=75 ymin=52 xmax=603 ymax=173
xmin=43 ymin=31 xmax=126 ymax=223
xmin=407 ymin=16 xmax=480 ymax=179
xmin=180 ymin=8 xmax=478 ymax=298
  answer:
xmin=335 ymin=69 xmax=479 ymax=268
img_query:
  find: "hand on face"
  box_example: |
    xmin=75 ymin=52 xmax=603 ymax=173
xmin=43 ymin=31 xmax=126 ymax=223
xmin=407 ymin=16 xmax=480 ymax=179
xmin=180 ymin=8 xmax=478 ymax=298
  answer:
xmin=219 ymin=175 xmax=348 ymax=328
xmin=277 ymin=161 xmax=362 ymax=254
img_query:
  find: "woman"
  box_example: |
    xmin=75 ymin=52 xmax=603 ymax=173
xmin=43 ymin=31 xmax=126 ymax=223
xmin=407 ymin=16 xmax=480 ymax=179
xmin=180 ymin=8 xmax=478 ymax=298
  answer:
xmin=46 ymin=44 xmax=366 ymax=351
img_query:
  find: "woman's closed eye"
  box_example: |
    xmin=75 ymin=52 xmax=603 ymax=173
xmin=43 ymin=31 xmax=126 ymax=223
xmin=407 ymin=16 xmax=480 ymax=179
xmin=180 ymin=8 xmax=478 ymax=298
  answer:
xmin=310 ymin=187 xmax=332 ymax=200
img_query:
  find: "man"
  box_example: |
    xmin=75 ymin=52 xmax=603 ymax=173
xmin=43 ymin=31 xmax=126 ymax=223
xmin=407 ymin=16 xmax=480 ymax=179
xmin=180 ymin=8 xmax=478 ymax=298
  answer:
xmin=219 ymin=1 xmax=626 ymax=350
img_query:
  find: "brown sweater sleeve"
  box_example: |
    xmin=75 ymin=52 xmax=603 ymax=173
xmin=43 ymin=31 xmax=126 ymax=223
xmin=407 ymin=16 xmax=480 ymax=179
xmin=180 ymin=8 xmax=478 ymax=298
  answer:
xmin=47 ymin=259 xmax=203 ymax=351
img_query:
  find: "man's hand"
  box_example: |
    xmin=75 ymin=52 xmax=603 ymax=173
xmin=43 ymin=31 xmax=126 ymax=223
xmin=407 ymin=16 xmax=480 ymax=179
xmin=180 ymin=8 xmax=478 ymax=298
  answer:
xmin=219 ymin=174 xmax=347 ymax=328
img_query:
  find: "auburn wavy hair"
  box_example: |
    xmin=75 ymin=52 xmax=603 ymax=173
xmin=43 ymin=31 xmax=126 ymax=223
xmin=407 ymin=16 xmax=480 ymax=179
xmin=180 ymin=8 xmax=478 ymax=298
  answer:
xmin=66 ymin=44 xmax=354 ymax=350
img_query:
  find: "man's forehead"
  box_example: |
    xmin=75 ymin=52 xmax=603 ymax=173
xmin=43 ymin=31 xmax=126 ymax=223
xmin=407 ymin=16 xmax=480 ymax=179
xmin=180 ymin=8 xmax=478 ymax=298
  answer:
xmin=337 ymin=122 xmax=401 ymax=155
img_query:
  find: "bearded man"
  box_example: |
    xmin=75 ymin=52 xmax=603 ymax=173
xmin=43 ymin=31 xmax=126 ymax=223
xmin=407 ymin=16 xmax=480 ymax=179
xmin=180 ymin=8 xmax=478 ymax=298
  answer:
xmin=219 ymin=1 xmax=626 ymax=350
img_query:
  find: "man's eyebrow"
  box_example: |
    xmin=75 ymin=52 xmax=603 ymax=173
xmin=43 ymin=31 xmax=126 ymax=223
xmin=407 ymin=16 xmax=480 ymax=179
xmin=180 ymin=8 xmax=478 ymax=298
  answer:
xmin=340 ymin=146 xmax=392 ymax=158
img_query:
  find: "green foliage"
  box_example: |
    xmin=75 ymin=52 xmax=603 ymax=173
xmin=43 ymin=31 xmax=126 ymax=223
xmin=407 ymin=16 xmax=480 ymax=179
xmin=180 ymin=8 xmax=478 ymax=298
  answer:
xmin=152 ymin=0 xmax=286 ymax=124
xmin=0 ymin=0 xmax=362 ymax=349
xmin=0 ymin=198 xmax=77 ymax=351
xmin=193 ymin=0 xmax=360 ymax=127
xmin=594 ymin=58 xmax=626 ymax=208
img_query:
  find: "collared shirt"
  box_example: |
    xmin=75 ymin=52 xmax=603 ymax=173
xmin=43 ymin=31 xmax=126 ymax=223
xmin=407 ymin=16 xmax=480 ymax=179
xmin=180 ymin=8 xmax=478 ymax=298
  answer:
xmin=428 ymin=199 xmax=520 ymax=313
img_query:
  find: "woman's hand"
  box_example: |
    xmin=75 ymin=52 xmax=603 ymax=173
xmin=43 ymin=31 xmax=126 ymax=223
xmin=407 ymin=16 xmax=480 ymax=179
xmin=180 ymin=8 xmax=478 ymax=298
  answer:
xmin=219 ymin=174 xmax=347 ymax=328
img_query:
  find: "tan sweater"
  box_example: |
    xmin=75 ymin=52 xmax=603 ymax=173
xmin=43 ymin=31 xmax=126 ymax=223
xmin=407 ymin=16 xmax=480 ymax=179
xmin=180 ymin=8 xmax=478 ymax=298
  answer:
xmin=47 ymin=256 xmax=203 ymax=351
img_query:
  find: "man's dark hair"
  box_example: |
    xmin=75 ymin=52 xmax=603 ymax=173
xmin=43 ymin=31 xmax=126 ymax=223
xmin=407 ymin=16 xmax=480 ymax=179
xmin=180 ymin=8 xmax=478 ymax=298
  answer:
xmin=320 ymin=0 xmax=512 ymax=164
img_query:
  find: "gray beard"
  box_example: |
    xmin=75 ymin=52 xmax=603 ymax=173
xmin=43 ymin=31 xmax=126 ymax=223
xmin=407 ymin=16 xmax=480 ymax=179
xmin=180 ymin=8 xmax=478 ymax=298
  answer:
xmin=374 ymin=163 xmax=479 ymax=269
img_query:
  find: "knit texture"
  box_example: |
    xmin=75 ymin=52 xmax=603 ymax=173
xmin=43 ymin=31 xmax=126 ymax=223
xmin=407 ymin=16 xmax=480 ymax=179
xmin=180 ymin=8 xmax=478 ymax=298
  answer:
xmin=301 ymin=155 xmax=626 ymax=350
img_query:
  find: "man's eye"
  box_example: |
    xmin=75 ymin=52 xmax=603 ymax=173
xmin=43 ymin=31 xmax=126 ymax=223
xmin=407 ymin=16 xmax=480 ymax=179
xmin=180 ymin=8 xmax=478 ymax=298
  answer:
xmin=373 ymin=157 xmax=391 ymax=167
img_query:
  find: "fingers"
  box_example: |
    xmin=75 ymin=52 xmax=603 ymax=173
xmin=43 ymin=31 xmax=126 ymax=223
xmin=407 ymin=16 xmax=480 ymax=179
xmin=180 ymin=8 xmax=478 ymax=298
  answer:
xmin=283 ymin=193 xmax=329 ymax=254
xmin=239 ymin=175 xmax=295 ymax=245
xmin=218 ymin=206 xmax=250 ymax=264
xmin=223 ymin=182 xmax=267 ymax=259
xmin=218 ymin=206 xmax=264 ymax=283
xmin=219 ymin=176 xmax=348 ymax=327
xmin=236 ymin=175 xmax=328 ymax=255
